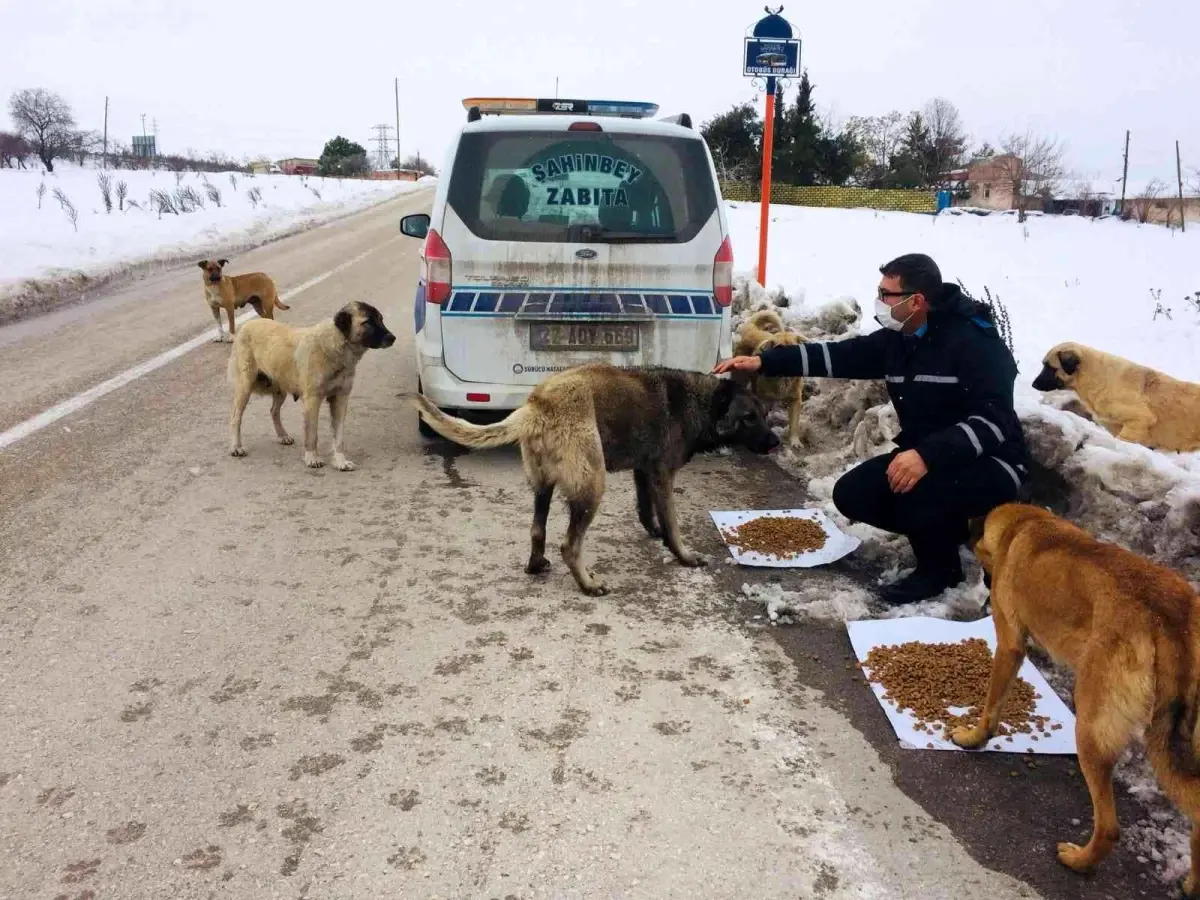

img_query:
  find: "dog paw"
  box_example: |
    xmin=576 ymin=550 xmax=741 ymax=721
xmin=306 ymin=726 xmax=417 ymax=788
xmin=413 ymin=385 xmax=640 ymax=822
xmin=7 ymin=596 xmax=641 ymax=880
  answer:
xmin=582 ymin=582 xmax=610 ymax=597
xmin=229 ymin=447 xmax=247 ymax=458
xmin=277 ymin=435 xmax=294 ymax=446
xmin=525 ymin=558 xmax=551 ymax=575
xmin=213 ymin=335 xmax=226 ymax=344
xmin=223 ymin=334 xmax=234 ymax=344
xmin=949 ymin=724 xmax=988 ymax=749
xmin=304 ymin=453 xmax=324 ymax=469
xmin=332 ymin=456 xmax=356 ymax=472
xmin=677 ymin=552 xmax=707 ymax=568
xmin=1056 ymin=842 xmax=1097 ymax=874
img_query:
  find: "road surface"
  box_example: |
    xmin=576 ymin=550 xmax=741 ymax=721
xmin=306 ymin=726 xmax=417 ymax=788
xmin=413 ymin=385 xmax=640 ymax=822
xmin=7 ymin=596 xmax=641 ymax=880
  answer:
xmin=0 ymin=191 xmax=1168 ymax=899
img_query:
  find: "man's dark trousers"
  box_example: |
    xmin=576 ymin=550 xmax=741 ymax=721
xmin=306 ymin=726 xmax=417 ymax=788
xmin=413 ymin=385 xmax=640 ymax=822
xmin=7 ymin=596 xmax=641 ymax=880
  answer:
xmin=832 ymin=450 xmax=1022 ymax=582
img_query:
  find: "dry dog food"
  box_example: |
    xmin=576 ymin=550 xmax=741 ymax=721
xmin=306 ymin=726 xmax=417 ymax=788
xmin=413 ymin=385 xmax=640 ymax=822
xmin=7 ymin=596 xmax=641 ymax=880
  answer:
xmin=862 ymin=637 xmax=1054 ymax=739
xmin=721 ymin=516 xmax=827 ymax=558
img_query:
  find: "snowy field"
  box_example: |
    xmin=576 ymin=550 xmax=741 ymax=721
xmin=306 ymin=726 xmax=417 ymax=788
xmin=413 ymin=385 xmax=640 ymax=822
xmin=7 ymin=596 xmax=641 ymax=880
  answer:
xmin=0 ymin=161 xmax=429 ymax=320
xmin=725 ymin=201 xmax=1200 ymax=886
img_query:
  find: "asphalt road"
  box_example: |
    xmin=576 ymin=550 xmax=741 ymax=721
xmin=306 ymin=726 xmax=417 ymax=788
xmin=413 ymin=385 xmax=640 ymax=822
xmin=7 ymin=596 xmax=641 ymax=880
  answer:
xmin=0 ymin=191 xmax=1171 ymax=899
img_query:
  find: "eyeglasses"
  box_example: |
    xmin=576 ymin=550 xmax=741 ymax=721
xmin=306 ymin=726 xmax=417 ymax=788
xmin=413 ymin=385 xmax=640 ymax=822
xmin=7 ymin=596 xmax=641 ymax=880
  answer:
xmin=877 ymin=288 xmax=915 ymax=301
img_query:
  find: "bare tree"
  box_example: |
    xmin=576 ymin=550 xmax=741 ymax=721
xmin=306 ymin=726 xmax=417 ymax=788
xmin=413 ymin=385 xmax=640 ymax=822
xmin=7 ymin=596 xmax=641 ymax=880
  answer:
xmin=1190 ymin=165 xmax=1200 ymax=197
xmin=922 ymin=98 xmax=969 ymax=187
xmin=1129 ymin=178 xmax=1168 ymax=224
xmin=992 ymin=131 xmax=1067 ymax=221
xmin=846 ymin=111 xmax=905 ymax=187
xmin=8 ymin=88 xmax=77 ymax=172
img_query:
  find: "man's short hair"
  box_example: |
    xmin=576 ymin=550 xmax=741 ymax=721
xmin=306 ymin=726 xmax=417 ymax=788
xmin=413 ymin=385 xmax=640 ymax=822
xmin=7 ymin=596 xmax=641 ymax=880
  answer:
xmin=880 ymin=253 xmax=943 ymax=306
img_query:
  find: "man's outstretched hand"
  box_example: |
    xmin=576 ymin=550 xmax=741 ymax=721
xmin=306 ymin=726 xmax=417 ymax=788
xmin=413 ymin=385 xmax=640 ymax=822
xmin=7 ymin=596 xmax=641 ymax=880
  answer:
xmin=712 ymin=356 xmax=763 ymax=375
xmin=887 ymin=449 xmax=928 ymax=494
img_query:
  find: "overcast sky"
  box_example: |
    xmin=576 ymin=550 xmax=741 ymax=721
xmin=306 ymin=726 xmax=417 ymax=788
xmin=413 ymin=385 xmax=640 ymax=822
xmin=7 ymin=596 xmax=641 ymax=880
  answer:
xmin=4 ymin=0 xmax=1196 ymax=193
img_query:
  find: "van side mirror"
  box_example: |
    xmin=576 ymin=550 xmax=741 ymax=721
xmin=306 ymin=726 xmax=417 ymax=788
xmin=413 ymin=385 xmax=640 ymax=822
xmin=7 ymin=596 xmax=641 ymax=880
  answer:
xmin=400 ymin=214 xmax=430 ymax=239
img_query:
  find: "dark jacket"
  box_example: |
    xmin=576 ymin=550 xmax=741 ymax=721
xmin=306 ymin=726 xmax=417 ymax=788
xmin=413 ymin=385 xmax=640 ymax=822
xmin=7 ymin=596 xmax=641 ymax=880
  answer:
xmin=759 ymin=284 xmax=1030 ymax=484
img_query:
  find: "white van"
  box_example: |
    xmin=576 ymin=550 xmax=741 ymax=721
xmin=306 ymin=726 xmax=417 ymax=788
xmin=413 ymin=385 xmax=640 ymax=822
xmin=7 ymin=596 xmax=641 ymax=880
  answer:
xmin=400 ymin=97 xmax=734 ymax=435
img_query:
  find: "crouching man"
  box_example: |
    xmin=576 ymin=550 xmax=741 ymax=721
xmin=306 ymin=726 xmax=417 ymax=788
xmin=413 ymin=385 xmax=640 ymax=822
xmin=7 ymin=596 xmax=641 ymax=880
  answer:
xmin=715 ymin=254 xmax=1030 ymax=604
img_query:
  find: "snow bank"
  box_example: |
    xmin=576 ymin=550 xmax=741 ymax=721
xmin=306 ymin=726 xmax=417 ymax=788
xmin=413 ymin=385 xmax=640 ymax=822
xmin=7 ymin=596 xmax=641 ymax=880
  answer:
xmin=0 ymin=161 xmax=429 ymax=322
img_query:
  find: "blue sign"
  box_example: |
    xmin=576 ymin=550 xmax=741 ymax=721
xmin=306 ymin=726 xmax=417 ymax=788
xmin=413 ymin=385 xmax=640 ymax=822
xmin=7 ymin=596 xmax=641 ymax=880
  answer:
xmin=743 ymin=37 xmax=801 ymax=77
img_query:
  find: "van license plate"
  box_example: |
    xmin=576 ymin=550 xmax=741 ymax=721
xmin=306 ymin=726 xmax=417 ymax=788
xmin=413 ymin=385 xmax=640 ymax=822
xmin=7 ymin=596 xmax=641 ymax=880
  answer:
xmin=530 ymin=322 xmax=639 ymax=352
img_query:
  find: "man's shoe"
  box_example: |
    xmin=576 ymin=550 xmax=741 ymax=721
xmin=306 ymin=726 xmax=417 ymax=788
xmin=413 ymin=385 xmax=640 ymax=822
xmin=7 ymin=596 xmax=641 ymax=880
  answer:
xmin=880 ymin=567 xmax=964 ymax=606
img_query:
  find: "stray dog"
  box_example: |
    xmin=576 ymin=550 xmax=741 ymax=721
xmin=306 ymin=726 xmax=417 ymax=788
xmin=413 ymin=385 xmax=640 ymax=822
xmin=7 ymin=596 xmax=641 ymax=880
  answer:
xmin=198 ymin=258 xmax=290 ymax=343
xmin=228 ymin=301 xmax=395 ymax=470
xmin=1033 ymin=341 xmax=1200 ymax=452
xmin=953 ymin=502 xmax=1200 ymax=894
xmin=733 ymin=308 xmax=806 ymax=449
xmin=413 ymin=364 xmax=780 ymax=596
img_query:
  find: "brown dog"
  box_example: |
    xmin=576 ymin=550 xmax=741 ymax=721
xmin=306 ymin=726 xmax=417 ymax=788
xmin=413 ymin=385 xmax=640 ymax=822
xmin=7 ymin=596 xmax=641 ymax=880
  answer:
xmin=198 ymin=258 xmax=290 ymax=343
xmin=733 ymin=308 xmax=806 ymax=449
xmin=1033 ymin=341 xmax=1200 ymax=452
xmin=228 ymin=301 xmax=395 ymax=470
xmin=953 ymin=502 xmax=1200 ymax=894
xmin=413 ymin=364 xmax=780 ymax=596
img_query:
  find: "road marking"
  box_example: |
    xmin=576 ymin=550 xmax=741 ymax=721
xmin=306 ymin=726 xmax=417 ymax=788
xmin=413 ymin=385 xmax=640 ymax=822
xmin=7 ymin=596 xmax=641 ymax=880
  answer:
xmin=0 ymin=246 xmax=381 ymax=452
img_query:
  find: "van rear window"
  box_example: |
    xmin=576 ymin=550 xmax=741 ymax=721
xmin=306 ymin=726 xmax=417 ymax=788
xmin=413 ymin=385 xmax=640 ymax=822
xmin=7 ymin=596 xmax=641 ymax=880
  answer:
xmin=446 ymin=130 xmax=719 ymax=244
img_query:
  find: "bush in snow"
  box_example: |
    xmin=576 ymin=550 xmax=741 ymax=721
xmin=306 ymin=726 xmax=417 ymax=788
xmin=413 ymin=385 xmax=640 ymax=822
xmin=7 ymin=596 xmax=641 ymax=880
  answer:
xmin=115 ymin=179 xmax=128 ymax=211
xmin=246 ymin=186 xmax=263 ymax=208
xmin=97 ymin=172 xmax=113 ymax=213
xmin=309 ymin=185 xmax=322 ymax=201
xmin=36 ymin=181 xmax=46 ymax=209
xmin=149 ymin=188 xmax=177 ymax=217
xmin=173 ymin=185 xmax=204 ymax=213
xmin=51 ymin=187 xmax=78 ymax=232
xmin=204 ymin=182 xmax=222 ymax=208
xmin=228 ymin=173 xmax=238 ymax=190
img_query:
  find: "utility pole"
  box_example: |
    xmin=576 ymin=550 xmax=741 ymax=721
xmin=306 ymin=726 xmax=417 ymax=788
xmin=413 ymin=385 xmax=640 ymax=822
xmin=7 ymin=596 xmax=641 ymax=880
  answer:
xmin=371 ymin=124 xmax=394 ymax=172
xmin=1177 ymin=140 xmax=1187 ymax=233
xmin=141 ymin=113 xmax=147 ymax=139
xmin=1119 ymin=129 xmax=1130 ymax=216
xmin=102 ymin=96 xmax=109 ymax=169
xmin=394 ymin=77 xmax=401 ymax=172
xmin=555 ymin=77 xmax=559 ymax=99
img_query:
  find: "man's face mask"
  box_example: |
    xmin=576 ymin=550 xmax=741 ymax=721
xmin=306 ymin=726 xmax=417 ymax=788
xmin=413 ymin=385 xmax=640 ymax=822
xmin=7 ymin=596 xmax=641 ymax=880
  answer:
xmin=874 ymin=289 xmax=919 ymax=332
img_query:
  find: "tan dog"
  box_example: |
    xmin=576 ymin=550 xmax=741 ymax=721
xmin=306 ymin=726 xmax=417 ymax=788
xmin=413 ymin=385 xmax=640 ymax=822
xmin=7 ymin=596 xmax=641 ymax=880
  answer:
xmin=198 ymin=258 xmax=290 ymax=343
xmin=1033 ymin=341 xmax=1200 ymax=452
xmin=953 ymin=502 xmax=1200 ymax=894
xmin=733 ymin=308 xmax=806 ymax=449
xmin=227 ymin=301 xmax=395 ymax=470
xmin=412 ymin=364 xmax=780 ymax=596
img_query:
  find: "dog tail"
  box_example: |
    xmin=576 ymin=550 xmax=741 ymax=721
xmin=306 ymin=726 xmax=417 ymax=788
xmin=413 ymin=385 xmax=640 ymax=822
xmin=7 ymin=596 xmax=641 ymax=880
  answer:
xmin=412 ymin=395 xmax=530 ymax=449
xmin=274 ymin=295 xmax=291 ymax=311
xmin=1146 ymin=622 xmax=1200 ymax=780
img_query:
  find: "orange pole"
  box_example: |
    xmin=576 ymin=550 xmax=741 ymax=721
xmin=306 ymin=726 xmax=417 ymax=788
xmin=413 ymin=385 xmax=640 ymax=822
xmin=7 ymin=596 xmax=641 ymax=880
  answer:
xmin=757 ymin=86 xmax=776 ymax=287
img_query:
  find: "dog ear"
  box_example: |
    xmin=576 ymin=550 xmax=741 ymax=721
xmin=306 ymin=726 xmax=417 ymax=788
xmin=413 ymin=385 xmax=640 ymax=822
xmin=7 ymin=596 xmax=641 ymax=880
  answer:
xmin=710 ymin=379 xmax=741 ymax=436
xmin=1059 ymin=350 xmax=1080 ymax=375
xmin=217 ymin=259 xmax=229 ymax=267
xmin=333 ymin=308 xmax=353 ymax=338
xmin=197 ymin=260 xmax=207 ymax=269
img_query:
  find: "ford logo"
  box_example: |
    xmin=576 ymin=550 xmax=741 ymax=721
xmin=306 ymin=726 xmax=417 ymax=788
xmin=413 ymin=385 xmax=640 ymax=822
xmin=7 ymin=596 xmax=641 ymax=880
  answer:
xmin=575 ymin=248 xmax=598 ymax=260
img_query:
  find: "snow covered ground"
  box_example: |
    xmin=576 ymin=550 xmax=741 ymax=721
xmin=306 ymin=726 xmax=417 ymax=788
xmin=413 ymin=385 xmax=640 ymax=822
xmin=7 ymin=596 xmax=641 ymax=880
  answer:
xmin=725 ymin=200 xmax=1200 ymax=887
xmin=0 ymin=161 xmax=429 ymax=320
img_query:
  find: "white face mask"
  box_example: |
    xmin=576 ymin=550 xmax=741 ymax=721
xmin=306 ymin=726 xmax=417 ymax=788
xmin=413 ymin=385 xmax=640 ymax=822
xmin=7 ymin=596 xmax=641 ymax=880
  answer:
xmin=874 ymin=294 xmax=917 ymax=332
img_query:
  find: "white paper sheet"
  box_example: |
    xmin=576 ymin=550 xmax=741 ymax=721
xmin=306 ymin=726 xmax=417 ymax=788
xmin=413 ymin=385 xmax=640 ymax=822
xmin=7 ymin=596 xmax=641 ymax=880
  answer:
xmin=845 ymin=615 xmax=1077 ymax=754
xmin=709 ymin=508 xmax=861 ymax=568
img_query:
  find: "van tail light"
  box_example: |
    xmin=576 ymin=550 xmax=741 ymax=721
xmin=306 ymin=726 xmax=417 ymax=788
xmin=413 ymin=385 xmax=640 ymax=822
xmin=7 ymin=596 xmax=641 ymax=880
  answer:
xmin=713 ymin=235 xmax=734 ymax=308
xmin=423 ymin=228 xmax=452 ymax=304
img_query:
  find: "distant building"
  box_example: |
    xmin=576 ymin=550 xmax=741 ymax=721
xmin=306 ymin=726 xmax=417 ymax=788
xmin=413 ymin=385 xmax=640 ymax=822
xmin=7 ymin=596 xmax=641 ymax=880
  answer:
xmin=279 ymin=157 xmax=319 ymax=176
xmin=963 ymin=155 xmax=1022 ymax=210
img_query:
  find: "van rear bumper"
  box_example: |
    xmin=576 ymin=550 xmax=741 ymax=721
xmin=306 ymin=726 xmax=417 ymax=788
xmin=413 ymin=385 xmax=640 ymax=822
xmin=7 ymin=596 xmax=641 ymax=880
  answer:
xmin=418 ymin=360 xmax=532 ymax=412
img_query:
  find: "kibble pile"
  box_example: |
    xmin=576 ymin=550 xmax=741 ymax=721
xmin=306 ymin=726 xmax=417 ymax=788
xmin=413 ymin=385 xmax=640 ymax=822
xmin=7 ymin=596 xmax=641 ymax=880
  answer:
xmin=862 ymin=637 xmax=1060 ymax=741
xmin=722 ymin=516 xmax=827 ymax=558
